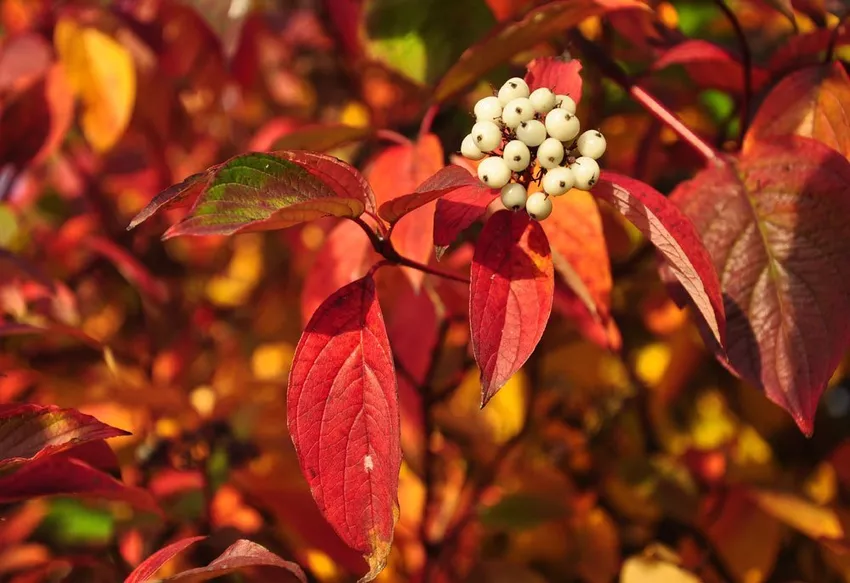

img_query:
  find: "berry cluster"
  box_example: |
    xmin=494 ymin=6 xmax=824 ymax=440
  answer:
xmin=460 ymin=77 xmax=606 ymax=221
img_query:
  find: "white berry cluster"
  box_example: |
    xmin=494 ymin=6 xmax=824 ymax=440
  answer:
xmin=460 ymin=77 xmax=606 ymax=221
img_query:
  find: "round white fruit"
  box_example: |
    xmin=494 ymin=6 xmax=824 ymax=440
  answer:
xmin=542 ymin=166 xmax=574 ymax=196
xmin=537 ymin=137 xmax=564 ymax=169
xmin=501 ymin=97 xmax=535 ymax=129
xmin=529 ymin=87 xmax=556 ymax=114
xmin=474 ymin=95 xmax=503 ymax=124
xmin=569 ymin=156 xmax=601 ymax=190
xmin=477 ymin=156 xmax=512 ymax=188
xmin=471 ymin=120 xmax=502 ymax=152
xmin=526 ymin=191 xmax=553 ymax=221
xmin=500 ymin=183 xmax=527 ymax=210
xmin=516 ymin=120 xmax=546 ymax=147
xmin=555 ymin=94 xmax=577 ymax=114
xmin=460 ymin=134 xmax=485 ymax=160
xmin=545 ymin=109 xmax=580 ymax=142
xmin=497 ymin=77 xmax=530 ymax=105
xmin=576 ymin=130 xmax=607 ymax=159
xmin=502 ymin=140 xmax=531 ymax=172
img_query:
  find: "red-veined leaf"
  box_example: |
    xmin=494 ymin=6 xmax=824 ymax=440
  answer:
xmin=129 ymin=151 xmax=376 ymax=238
xmin=0 ymin=404 xmax=128 ymax=470
xmin=433 ymin=183 xmax=497 ymax=258
xmin=378 ymin=165 xmax=475 ymax=224
xmin=124 ymin=536 xmax=207 ymax=583
xmin=126 ymin=537 xmax=307 ymax=583
xmin=471 ymin=210 xmax=554 ymax=405
xmin=670 ymin=137 xmax=850 ymax=435
xmin=301 ymin=219 xmax=380 ymax=325
xmin=126 ymin=170 xmax=212 ymax=230
xmin=524 ymin=57 xmax=583 ymax=101
xmin=652 ymin=40 xmax=770 ymax=93
xmin=366 ymin=134 xmax=444 ymax=288
xmin=594 ymin=171 xmax=726 ymax=348
xmin=745 ymin=62 xmax=850 ymax=159
xmin=0 ymin=456 xmax=160 ymax=514
xmin=432 ymin=0 xmax=649 ymax=102
xmin=62 ymin=440 xmax=121 ymax=475
xmin=287 ymin=274 xmax=400 ymax=581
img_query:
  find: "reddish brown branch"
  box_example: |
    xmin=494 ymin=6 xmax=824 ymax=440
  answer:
xmin=712 ymin=0 xmax=753 ymax=142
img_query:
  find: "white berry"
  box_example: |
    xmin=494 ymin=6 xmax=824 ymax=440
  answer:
xmin=529 ymin=87 xmax=556 ymax=114
xmin=537 ymin=137 xmax=564 ymax=169
xmin=556 ymin=94 xmax=577 ymax=114
xmin=542 ymin=166 xmax=575 ymax=197
xmin=526 ymin=191 xmax=553 ymax=221
xmin=460 ymin=134 xmax=485 ymax=160
xmin=516 ymin=120 xmax=546 ymax=147
xmin=471 ymin=120 xmax=502 ymax=152
xmin=500 ymin=183 xmax=527 ymax=210
xmin=477 ymin=156 xmax=512 ymax=188
xmin=570 ymin=156 xmax=601 ymax=190
xmin=502 ymin=140 xmax=530 ymax=172
xmin=498 ymin=77 xmax=530 ymax=105
xmin=576 ymin=130 xmax=607 ymax=160
xmin=501 ymin=97 xmax=535 ymax=129
xmin=474 ymin=95 xmax=502 ymax=124
xmin=545 ymin=109 xmax=580 ymax=142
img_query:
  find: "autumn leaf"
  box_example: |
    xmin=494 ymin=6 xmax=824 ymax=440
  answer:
xmin=524 ymin=57 xmax=583 ymax=101
xmin=433 ymin=182 xmax=498 ymax=258
xmin=745 ymin=61 xmax=850 ymax=159
xmin=128 ymin=151 xmax=377 ymax=238
xmin=471 ymin=210 xmax=554 ymax=405
xmin=366 ymin=134 xmax=444 ymax=288
xmin=594 ymin=172 xmax=726 ymax=349
xmin=0 ymin=455 xmax=160 ymax=514
xmin=0 ymin=404 xmax=128 ymax=470
xmin=54 ymin=18 xmax=136 ymax=152
xmin=378 ymin=165 xmax=475 ymax=224
xmin=301 ymin=219 xmax=380 ymax=324
xmin=670 ymin=137 xmax=850 ymax=434
xmin=125 ymin=537 xmax=306 ymax=583
xmin=287 ymin=274 xmax=400 ymax=581
xmin=432 ymin=0 xmax=649 ymax=102
xmin=652 ymin=40 xmax=770 ymax=94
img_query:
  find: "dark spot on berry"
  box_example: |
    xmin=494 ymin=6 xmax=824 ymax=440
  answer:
xmin=515 ymin=107 xmax=523 ymax=113
xmin=559 ymin=181 xmax=565 ymax=187
xmin=509 ymin=82 xmax=517 ymax=88
xmin=513 ymin=155 xmax=521 ymax=161
xmin=520 ymin=121 xmax=527 ymax=128
xmin=594 ymin=131 xmax=602 ymax=137
xmin=588 ymin=177 xmax=597 ymax=186
xmin=482 ymin=174 xmax=489 ymax=182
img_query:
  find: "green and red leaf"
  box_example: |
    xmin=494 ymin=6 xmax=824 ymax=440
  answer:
xmin=670 ymin=137 xmax=850 ymax=435
xmin=470 ymin=210 xmax=554 ymax=405
xmin=287 ymin=274 xmax=400 ymax=581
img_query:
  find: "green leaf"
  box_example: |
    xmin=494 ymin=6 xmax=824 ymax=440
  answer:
xmin=479 ymin=493 xmax=567 ymax=531
xmin=364 ymin=0 xmax=495 ymax=86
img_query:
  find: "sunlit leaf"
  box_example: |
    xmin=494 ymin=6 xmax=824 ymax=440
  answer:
xmin=670 ymin=137 xmax=850 ymax=434
xmin=653 ymin=40 xmax=770 ymax=94
xmin=471 ymin=210 xmax=553 ymax=405
xmin=524 ymin=57 xmax=583 ymax=100
xmin=288 ymin=275 xmax=400 ymax=581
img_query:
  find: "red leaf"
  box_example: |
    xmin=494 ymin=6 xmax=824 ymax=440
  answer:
xmin=552 ymin=280 xmax=622 ymax=350
xmin=433 ymin=182 xmax=497 ymax=258
xmin=0 ymin=404 xmax=129 ymax=470
xmin=378 ymin=165 xmax=476 ymax=224
xmin=269 ymin=124 xmax=373 ymax=153
xmin=745 ymin=62 xmax=850 ymax=159
xmin=0 ymin=33 xmax=52 ymax=94
xmin=287 ymin=275 xmax=400 ymax=580
xmin=0 ymin=322 xmax=103 ymax=350
xmin=769 ymin=27 xmax=850 ymax=73
xmin=0 ymin=456 xmax=160 ymax=514
xmin=129 ymin=151 xmax=376 ymax=237
xmin=652 ymin=40 xmax=770 ymax=93
xmin=85 ymin=236 xmax=169 ymax=304
xmin=670 ymin=137 xmax=850 ymax=435
xmin=433 ymin=0 xmax=650 ymax=102
xmin=366 ymin=134 xmax=444 ymax=289
xmin=524 ymin=57 xmax=583 ymax=101
xmin=301 ymin=219 xmax=380 ymax=325
xmin=470 ymin=210 xmax=554 ymax=405
xmin=124 ymin=536 xmax=206 ymax=583
xmin=593 ymin=171 xmax=726 ymax=348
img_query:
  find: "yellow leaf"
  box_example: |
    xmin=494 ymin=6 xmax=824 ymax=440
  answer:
xmin=750 ymin=489 xmax=844 ymax=541
xmin=55 ymin=19 xmax=136 ymax=152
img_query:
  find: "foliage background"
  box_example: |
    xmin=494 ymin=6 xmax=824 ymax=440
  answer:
xmin=2 ymin=0 xmax=850 ymax=581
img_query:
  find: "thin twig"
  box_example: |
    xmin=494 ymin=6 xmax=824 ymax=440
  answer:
xmin=570 ymin=32 xmax=722 ymax=164
xmin=712 ymin=0 xmax=753 ymax=141
xmin=375 ymin=129 xmax=412 ymax=147
xmin=419 ymin=104 xmax=440 ymax=139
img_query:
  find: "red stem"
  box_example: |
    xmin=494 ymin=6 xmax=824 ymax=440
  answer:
xmin=376 ymin=129 xmax=412 ymax=147
xmin=571 ymin=33 xmax=722 ymax=164
xmin=349 ymin=217 xmax=470 ymax=284
xmin=419 ymin=104 xmax=439 ymax=139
